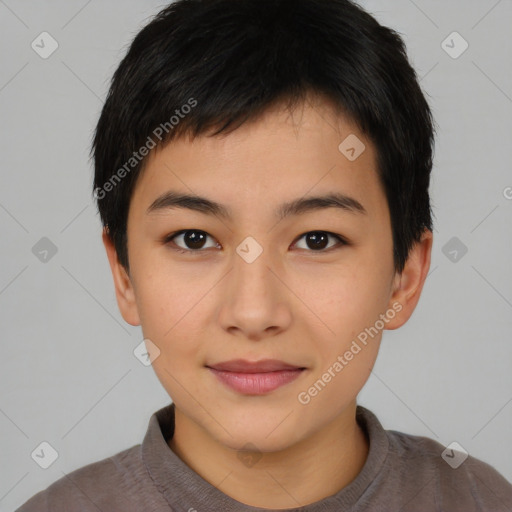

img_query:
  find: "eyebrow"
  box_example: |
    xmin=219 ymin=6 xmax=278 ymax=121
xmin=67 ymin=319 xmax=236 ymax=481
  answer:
xmin=146 ymin=190 xmax=367 ymax=220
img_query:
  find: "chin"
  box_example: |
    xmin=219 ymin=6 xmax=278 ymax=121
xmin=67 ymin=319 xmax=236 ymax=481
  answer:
xmin=208 ymin=415 xmax=306 ymax=454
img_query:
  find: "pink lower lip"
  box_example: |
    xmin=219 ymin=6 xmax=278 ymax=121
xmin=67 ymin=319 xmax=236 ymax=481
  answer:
xmin=208 ymin=368 xmax=305 ymax=395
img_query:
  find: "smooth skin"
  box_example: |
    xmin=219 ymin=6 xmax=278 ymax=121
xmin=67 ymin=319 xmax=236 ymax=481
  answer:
xmin=103 ymin=93 xmax=433 ymax=509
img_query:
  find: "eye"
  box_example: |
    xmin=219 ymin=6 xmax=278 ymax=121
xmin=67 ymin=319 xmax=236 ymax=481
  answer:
xmin=165 ymin=229 xmax=219 ymax=253
xmin=292 ymin=231 xmax=346 ymax=252
xmin=164 ymin=229 xmax=347 ymax=254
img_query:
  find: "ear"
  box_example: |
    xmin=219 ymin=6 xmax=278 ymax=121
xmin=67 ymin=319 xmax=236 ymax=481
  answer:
xmin=102 ymin=228 xmax=141 ymax=326
xmin=385 ymin=228 xmax=433 ymax=330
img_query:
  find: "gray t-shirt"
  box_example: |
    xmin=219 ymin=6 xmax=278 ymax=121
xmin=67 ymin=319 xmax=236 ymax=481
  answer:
xmin=16 ymin=403 xmax=512 ymax=511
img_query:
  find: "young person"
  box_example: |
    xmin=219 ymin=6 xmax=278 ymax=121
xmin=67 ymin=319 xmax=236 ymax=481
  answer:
xmin=17 ymin=0 xmax=512 ymax=510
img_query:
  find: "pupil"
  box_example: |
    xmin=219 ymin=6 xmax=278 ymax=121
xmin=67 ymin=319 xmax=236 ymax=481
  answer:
xmin=307 ymin=232 xmax=328 ymax=250
xmin=185 ymin=231 xmax=205 ymax=249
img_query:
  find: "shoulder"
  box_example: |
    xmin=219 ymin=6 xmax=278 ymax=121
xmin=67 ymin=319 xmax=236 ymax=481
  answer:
xmin=385 ymin=428 xmax=512 ymax=510
xmin=15 ymin=444 xmax=167 ymax=512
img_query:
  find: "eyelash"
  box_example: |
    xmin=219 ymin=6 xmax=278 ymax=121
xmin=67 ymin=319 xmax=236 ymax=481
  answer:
xmin=163 ymin=229 xmax=348 ymax=255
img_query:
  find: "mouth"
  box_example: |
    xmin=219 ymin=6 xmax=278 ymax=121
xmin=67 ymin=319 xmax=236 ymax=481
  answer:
xmin=206 ymin=359 xmax=307 ymax=395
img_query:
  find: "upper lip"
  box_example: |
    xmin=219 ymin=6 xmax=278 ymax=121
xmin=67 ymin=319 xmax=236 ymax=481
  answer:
xmin=207 ymin=359 xmax=305 ymax=373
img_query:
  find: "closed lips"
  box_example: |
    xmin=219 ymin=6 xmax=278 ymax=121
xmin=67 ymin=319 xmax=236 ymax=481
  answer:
xmin=206 ymin=359 xmax=306 ymax=373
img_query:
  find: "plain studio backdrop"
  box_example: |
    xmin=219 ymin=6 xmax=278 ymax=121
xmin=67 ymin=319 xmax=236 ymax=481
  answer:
xmin=1 ymin=1 xmax=511 ymax=510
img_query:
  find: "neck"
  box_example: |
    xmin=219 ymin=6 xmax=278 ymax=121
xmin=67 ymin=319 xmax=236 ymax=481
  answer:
xmin=168 ymin=402 xmax=369 ymax=509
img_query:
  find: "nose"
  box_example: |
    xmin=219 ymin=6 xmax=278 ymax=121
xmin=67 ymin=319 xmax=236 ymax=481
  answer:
xmin=217 ymin=245 xmax=293 ymax=341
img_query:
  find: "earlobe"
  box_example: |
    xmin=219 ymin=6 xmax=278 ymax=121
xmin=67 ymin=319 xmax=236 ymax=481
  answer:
xmin=102 ymin=228 xmax=141 ymax=326
xmin=385 ymin=229 xmax=433 ymax=330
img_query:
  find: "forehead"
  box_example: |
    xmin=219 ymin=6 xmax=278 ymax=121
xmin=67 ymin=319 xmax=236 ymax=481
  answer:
xmin=129 ymin=97 xmax=387 ymax=224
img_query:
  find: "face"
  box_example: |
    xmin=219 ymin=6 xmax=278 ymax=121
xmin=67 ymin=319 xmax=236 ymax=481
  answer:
xmin=105 ymin=95 xmax=431 ymax=452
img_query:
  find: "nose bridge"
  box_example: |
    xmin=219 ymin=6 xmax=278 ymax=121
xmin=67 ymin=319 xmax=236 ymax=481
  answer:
xmin=230 ymin=236 xmax=276 ymax=298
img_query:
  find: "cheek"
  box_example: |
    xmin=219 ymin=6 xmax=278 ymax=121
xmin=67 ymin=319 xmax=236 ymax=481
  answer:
xmin=299 ymin=255 xmax=391 ymax=365
xmin=140 ymin=275 xmax=208 ymax=397
xmin=133 ymin=263 xmax=206 ymax=356
xmin=298 ymin=272 xmax=385 ymax=409
xmin=303 ymin=258 xmax=390 ymax=327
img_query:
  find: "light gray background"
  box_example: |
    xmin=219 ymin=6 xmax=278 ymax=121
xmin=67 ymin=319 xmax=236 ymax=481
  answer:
xmin=1 ymin=0 xmax=511 ymax=510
